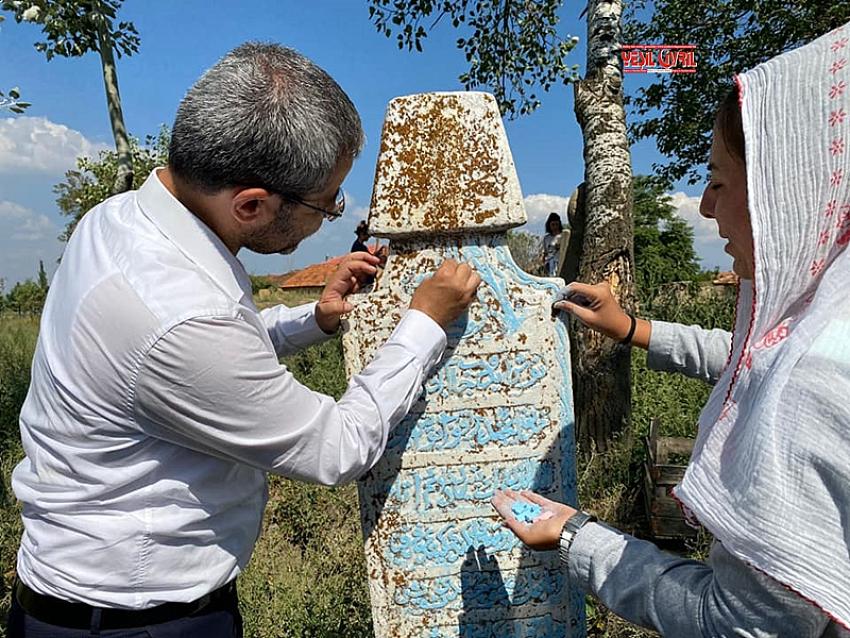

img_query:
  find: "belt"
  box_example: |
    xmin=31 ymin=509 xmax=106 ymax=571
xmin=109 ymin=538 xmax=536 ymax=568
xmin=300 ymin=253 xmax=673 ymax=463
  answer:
xmin=14 ymin=578 xmax=237 ymax=630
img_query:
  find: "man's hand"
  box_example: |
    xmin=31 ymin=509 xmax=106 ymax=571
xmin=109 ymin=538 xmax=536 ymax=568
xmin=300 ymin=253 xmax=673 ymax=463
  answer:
xmin=315 ymin=252 xmax=380 ymax=334
xmin=409 ymin=259 xmax=481 ymax=330
xmin=491 ymin=489 xmax=577 ymax=551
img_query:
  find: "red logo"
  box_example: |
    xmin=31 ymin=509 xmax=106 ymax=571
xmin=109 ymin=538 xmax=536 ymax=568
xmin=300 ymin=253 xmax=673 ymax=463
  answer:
xmin=622 ymin=45 xmax=697 ymax=74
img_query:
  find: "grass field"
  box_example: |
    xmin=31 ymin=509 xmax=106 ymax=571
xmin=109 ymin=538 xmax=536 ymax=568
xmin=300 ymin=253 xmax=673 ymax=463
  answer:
xmin=0 ymin=284 xmax=735 ymax=637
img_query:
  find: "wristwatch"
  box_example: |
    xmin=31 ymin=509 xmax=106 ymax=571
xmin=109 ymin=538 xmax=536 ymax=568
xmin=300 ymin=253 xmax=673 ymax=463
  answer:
xmin=558 ymin=511 xmax=597 ymax=566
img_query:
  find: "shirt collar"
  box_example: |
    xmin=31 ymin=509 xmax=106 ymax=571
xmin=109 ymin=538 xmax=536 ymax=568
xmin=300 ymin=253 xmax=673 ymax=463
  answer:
xmin=137 ymin=169 xmax=254 ymax=304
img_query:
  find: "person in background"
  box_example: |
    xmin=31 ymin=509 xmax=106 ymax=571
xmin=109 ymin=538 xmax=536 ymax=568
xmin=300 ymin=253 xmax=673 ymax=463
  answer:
xmin=7 ymin=43 xmax=480 ymax=638
xmin=493 ymin=23 xmax=850 ymax=637
xmin=351 ymin=219 xmax=371 ymax=253
xmin=543 ymin=212 xmax=564 ymax=276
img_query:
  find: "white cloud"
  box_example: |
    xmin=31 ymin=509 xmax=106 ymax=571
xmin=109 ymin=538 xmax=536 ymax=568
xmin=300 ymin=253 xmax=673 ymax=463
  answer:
xmin=350 ymin=205 xmax=369 ymax=221
xmin=0 ymin=200 xmax=63 ymax=286
xmin=669 ymin=191 xmax=731 ymax=271
xmin=668 ymin=191 xmax=718 ymax=242
xmin=523 ymin=193 xmax=570 ymax=231
xmin=0 ymin=200 xmax=57 ymax=241
xmin=0 ymin=116 xmax=109 ymax=174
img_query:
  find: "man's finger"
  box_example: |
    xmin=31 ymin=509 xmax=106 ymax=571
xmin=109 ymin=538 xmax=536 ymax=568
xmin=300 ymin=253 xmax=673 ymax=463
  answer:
xmin=348 ymin=251 xmax=381 ymax=265
xmin=438 ymin=259 xmax=459 ymax=276
xmin=318 ymin=299 xmax=349 ymax=316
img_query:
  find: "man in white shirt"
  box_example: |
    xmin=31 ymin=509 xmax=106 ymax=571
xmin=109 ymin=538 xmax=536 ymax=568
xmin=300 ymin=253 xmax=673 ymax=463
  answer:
xmin=7 ymin=43 xmax=480 ymax=637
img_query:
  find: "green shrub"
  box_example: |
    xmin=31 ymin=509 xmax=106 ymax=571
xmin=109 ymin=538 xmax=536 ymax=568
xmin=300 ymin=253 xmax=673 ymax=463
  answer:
xmin=0 ymin=287 xmax=736 ymax=638
xmin=0 ymin=316 xmax=38 ymax=632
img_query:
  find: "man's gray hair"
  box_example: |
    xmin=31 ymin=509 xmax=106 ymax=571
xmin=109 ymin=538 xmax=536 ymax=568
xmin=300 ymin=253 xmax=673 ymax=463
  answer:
xmin=169 ymin=43 xmax=364 ymax=196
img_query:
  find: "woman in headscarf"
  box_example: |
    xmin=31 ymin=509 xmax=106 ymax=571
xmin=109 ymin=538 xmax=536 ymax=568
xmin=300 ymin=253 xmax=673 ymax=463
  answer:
xmin=493 ymin=23 xmax=850 ymax=636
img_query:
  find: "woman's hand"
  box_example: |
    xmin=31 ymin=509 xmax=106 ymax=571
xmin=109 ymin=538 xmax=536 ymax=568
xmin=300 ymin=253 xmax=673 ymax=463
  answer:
xmin=491 ymin=489 xmax=577 ymax=551
xmin=553 ymin=281 xmax=632 ymax=341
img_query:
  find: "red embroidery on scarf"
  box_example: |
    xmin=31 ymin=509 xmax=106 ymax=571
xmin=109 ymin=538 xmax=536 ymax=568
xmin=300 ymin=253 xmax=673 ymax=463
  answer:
xmin=733 ymin=74 xmax=745 ymax=109
xmin=830 ymin=108 xmax=847 ymax=127
xmin=831 ymin=169 xmax=845 ymax=186
xmin=819 ymin=229 xmax=831 ymax=245
xmin=830 ymin=81 xmax=847 ymax=99
xmin=754 ymin=321 xmax=791 ymax=349
xmin=830 ymin=58 xmax=848 ymax=75
xmin=825 ymin=200 xmax=838 ymax=217
xmin=744 ymin=351 xmax=753 ymax=369
xmin=830 ymin=138 xmax=846 ymax=156
xmin=810 ymin=258 xmax=826 ymax=277
xmin=719 ymin=400 xmax=737 ymax=421
xmin=833 ymin=37 xmax=849 ymax=52
xmin=838 ymin=212 xmax=850 ymax=246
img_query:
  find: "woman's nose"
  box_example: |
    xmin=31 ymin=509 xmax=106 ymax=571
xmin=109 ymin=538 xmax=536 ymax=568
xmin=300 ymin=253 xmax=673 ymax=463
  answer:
xmin=699 ymin=185 xmax=716 ymax=219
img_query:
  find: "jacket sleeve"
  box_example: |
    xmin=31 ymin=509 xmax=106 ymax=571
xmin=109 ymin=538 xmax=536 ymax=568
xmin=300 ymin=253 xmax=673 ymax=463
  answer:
xmin=568 ymin=522 xmax=832 ymax=636
xmin=647 ymin=321 xmax=733 ymax=385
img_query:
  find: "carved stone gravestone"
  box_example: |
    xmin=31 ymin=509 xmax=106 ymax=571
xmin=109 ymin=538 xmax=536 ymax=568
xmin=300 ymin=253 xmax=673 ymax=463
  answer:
xmin=341 ymin=92 xmax=584 ymax=638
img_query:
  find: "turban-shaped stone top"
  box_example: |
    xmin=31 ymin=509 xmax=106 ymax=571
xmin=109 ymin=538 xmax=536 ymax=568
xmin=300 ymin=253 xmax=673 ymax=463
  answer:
xmin=368 ymin=92 xmax=527 ymax=238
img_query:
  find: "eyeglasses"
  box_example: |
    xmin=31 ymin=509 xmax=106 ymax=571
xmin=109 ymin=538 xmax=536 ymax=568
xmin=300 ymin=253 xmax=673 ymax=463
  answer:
xmin=282 ymin=188 xmax=345 ymax=222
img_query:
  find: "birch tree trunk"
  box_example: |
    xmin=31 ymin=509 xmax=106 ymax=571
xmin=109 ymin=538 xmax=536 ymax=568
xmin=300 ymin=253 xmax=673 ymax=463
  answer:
xmin=562 ymin=0 xmax=635 ymax=453
xmin=97 ymin=20 xmax=133 ymax=194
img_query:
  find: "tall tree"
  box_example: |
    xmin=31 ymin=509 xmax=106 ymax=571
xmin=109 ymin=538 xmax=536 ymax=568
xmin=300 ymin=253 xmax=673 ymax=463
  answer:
xmin=632 ymin=175 xmax=700 ymax=304
xmin=0 ymin=16 xmax=31 ymax=112
xmin=624 ymin=1 xmax=850 ymax=186
xmin=563 ymin=0 xmax=634 ymax=451
xmin=36 ymin=259 xmax=49 ymax=292
xmin=2 ymin=0 xmax=140 ymax=193
xmin=54 ymin=128 xmax=168 ymax=241
xmin=367 ymin=0 xmax=634 ymax=452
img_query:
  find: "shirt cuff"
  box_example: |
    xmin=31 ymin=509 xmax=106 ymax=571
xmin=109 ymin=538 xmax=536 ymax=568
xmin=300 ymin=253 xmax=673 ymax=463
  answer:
xmin=646 ymin=320 xmax=675 ymax=372
xmin=567 ymin=521 xmax=621 ymax=593
xmin=385 ymin=309 xmax=447 ymax=373
xmin=282 ymin=301 xmax=333 ymax=349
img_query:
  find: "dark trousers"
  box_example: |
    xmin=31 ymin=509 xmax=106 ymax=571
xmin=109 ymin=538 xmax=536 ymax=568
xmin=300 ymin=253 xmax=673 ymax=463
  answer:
xmin=5 ymin=586 xmax=243 ymax=638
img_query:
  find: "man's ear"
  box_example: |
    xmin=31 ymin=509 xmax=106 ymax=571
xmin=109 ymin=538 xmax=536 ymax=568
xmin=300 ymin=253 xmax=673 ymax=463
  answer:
xmin=231 ymin=187 xmax=277 ymax=225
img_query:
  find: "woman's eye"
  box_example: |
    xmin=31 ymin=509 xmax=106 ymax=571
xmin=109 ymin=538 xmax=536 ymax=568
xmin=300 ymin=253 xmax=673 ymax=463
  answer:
xmin=710 ymin=183 xmax=722 ymax=191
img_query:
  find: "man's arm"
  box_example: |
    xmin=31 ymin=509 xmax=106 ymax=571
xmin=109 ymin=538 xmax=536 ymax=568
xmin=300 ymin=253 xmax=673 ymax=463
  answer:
xmin=134 ymin=258 xmax=480 ymax=486
xmin=134 ymin=309 xmax=444 ymax=486
xmin=647 ymin=321 xmax=732 ymax=384
xmin=260 ymin=301 xmax=332 ymax=357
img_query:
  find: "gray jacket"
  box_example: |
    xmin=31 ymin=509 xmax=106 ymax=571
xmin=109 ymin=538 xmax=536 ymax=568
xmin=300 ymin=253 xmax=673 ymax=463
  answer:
xmin=568 ymin=321 xmax=849 ymax=637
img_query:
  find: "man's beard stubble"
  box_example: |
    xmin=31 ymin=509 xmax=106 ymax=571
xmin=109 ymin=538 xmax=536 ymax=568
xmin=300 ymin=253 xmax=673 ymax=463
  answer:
xmin=244 ymin=201 xmax=300 ymax=255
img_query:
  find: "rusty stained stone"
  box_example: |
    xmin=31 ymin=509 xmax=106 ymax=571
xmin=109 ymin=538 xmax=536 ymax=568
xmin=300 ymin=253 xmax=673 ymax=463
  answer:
xmin=343 ymin=92 xmax=583 ymax=638
xmin=369 ymin=93 xmax=526 ymax=238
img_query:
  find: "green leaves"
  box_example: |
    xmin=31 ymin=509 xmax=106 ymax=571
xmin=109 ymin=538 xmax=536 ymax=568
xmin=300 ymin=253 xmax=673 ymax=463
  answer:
xmin=366 ymin=0 xmax=580 ymax=118
xmin=624 ymin=0 xmax=850 ymax=185
xmin=0 ymin=87 xmax=30 ymax=113
xmin=1 ymin=0 xmax=140 ymax=59
xmin=632 ymin=175 xmax=701 ymax=306
xmin=54 ymin=127 xmax=169 ymax=242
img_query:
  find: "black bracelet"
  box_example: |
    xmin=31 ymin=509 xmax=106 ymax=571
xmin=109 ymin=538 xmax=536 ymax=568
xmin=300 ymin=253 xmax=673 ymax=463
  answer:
xmin=620 ymin=313 xmax=637 ymax=345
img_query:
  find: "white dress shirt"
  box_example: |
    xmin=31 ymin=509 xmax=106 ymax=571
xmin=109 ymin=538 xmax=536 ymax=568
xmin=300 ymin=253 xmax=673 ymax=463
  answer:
xmin=12 ymin=169 xmax=446 ymax=609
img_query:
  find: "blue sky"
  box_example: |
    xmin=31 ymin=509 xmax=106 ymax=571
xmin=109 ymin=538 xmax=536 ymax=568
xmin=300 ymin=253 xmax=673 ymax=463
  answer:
xmin=0 ymin=0 xmax=729 ymax=287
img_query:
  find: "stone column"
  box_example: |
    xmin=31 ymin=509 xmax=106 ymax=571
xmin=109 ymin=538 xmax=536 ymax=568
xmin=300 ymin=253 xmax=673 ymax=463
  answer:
xmin=342 ymin=92 xmax=583 ymax=638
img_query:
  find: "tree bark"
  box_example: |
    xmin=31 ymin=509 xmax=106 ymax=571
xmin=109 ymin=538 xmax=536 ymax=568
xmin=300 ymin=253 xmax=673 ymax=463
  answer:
xmin=563 ymin=0 xmax=635 ymax=453
xmin=96 ymin=19 xmax=133 ymax=194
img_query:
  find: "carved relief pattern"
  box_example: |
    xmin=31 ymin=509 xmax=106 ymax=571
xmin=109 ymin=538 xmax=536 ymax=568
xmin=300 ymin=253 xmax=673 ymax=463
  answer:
xmin=341 ymin=92 xmax=582 ymax=637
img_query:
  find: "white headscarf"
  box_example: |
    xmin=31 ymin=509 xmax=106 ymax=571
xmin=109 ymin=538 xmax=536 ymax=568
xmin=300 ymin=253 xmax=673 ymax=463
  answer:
xmin=675 ymin=22 xmax=850 ymax=626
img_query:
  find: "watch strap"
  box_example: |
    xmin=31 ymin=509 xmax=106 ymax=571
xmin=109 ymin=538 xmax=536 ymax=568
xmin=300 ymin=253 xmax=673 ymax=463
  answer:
xmin=558 ymin=511 xmax=597 ymax=566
